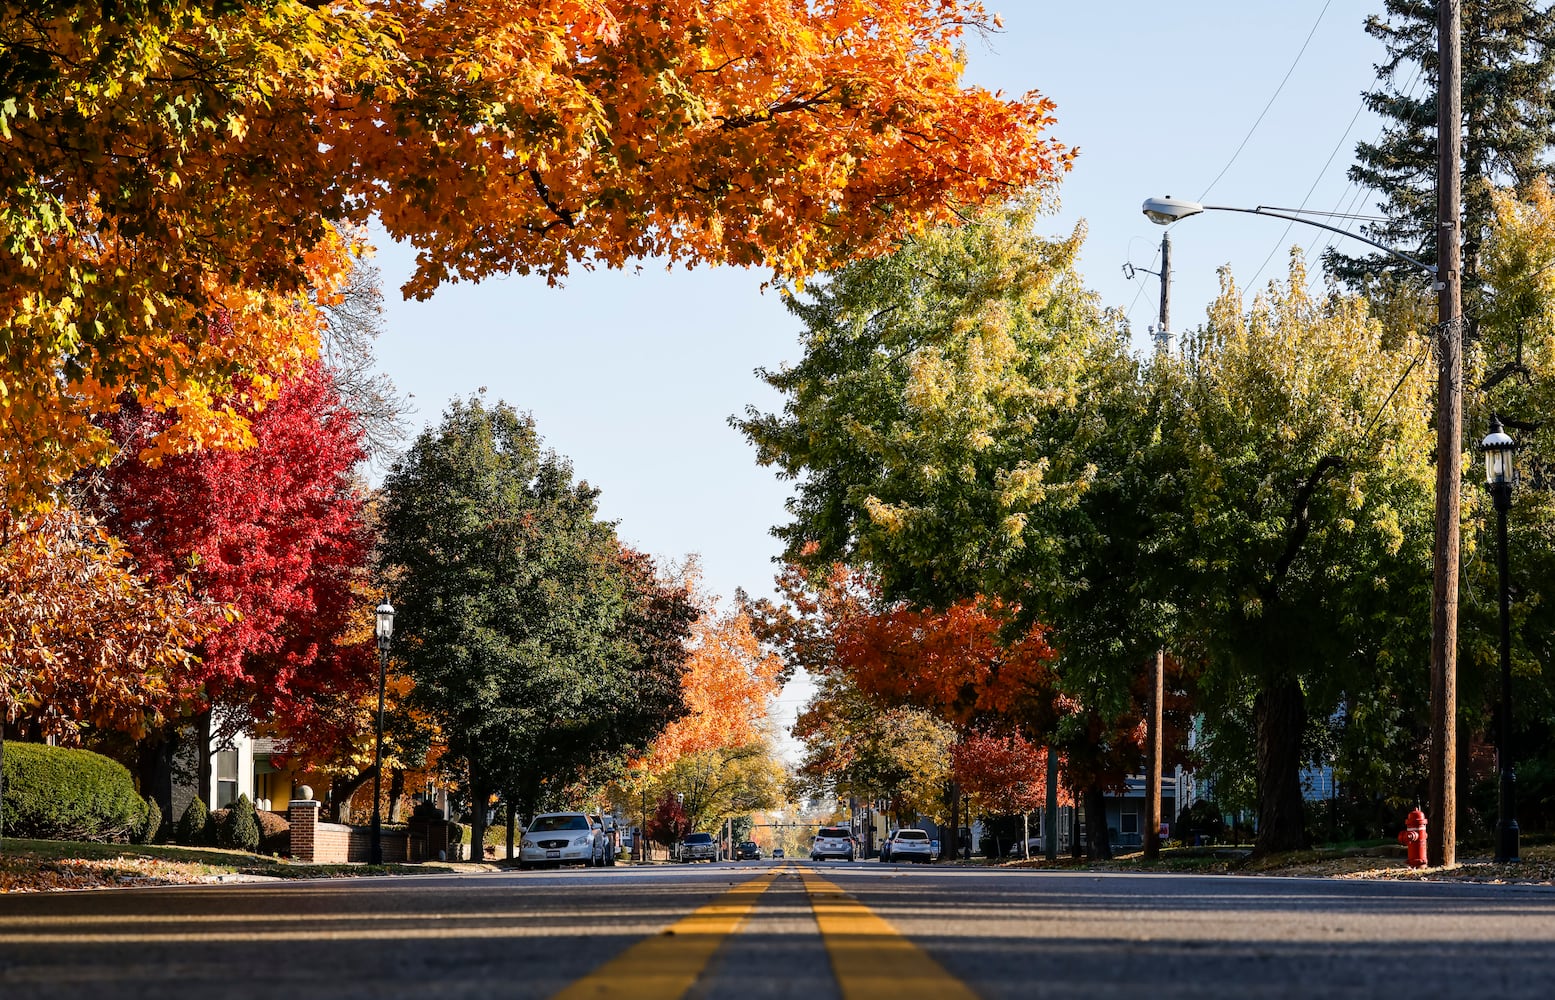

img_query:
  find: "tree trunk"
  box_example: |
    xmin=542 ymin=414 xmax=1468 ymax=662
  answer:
xmin=329 ymin=768 xmax=374 ymax=824
xmin=1253 ymin=677 xmax=1308 ymax=855
xmin=1084 ymin=785 xmax=1112 ymax=860
xmin=506 ymin=798 xmax=517 ymax=860
xmin=387 ymin=768 xmax=406 ymax=823
xmin=468 ymin=762 xmax=487 ymax=862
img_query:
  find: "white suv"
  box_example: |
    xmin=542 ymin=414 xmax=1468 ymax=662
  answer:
xmin=810 ymin=826 xmax=855 ymax=861
xmin=885 ymin=828 xmax=933 ymax=863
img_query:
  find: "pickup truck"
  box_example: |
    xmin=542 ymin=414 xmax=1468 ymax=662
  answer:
xmin=679 ymin=831 xmax=718 ymax=862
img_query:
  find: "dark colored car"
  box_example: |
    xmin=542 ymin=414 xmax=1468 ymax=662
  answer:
xmin=772 ymin=848 xmax=785 ymax=859
xmin=736 ymin=840 xmax=762 ymax=860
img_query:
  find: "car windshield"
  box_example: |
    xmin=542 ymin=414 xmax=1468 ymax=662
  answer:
xmin=528 ymin=815 xmax=589 ymax=833
xmin=896 ymin=830 xmax=928 ymax=840
xmin=684 ymin=833 xmax=714 ymax=844
xmin=817 ymin=827 xmax=849 ymax=839
xmin=741 ymin=842 xmax=757 ymax=848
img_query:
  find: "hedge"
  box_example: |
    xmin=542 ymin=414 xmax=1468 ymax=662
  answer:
xmin=0 ymin=742 xmax=147 ymax=842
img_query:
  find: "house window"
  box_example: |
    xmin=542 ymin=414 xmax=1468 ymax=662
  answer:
xmin=1120 ymin=811 xmax=1140 ymax=837
xmin=215 ymin=749 xmax=239 ymax=808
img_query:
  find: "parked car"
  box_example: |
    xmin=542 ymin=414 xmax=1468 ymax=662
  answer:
xmin=589 ymin=815 xmax=617 ymax=866
xmin=736 ymin=840 xmax=762 ymax=860
xmin=680 ymin=831 xmax=719 ymax=862
xmin=811 ymin=826 xmax=855 ymax=861
xmin=885 ymin=828 xmax=933 ymax=863
xmin=518 ymin=812 xmax=602 ymax=869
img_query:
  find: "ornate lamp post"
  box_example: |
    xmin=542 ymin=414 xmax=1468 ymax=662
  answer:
xmin=369 ymin=601 xmax=395 ymax=865
xmin=1482 ymin=417 xmax=1520 ymax=864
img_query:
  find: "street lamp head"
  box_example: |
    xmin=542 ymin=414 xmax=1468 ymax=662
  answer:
xmin=1482 ymin=415 xmax=1516 ymax=488
xmin=374 ymin=602 xmax=395 ymax=650
xmin=1142 ymin=196 xmax=1205 ymax=225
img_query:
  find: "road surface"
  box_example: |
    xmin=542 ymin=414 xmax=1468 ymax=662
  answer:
xmin=2 ymin=861 xmax=1553 ymax=998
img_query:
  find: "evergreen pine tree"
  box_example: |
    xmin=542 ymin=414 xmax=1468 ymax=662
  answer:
xmin=1328 ymin=0 xmax=1555 ymax=295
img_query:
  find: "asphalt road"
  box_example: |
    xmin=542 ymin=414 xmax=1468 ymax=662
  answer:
xmin=3 ymin=860 xmax=1554 ymax=999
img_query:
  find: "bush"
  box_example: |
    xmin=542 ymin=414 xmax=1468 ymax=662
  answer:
xmin=1174 ymin=800 xmax=1228 ymax=845
xmin=209 ymin=807 xmax=231 ymax=845
xmin=0 ymin=741 xmax=146 ymax=842
xmin=258 ymin=810 xmax=290 ymax=855
xmin=132 ymin=794 xmax=163 ymax=845
xmin=222 ymin=794 xmax=260 ymax=852
xmin=177 ymin=796 xmax=211 ymax=845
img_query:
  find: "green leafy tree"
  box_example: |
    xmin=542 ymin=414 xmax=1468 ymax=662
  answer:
xmin=793 ymin=669 xmax=954 ymax=823
xmin=1168 ymin=257 xmax=1436 ymax=852
xmin=1331 ymin=0 xmax=1555 ymax=292
xmin=739 ymin=204 xmax=1178 ymax=854
xmin=1460 ymin=179 xmax=1555 ymax=832
xmin=379 ymin=397 xmax=693 ymax=852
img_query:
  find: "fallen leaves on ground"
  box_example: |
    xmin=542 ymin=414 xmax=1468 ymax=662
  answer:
xmin=0 ymin=854 xmax=223 ymax=893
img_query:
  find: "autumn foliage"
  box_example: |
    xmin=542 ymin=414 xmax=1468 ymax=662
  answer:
xmin=0 ymin=506 xmax=214 ymax=739
xmin=647 ymin=603 xmax=782 ymax=764
xmin=86 ymin=360 xmax=375 ymax=740
xmin=3 ymin=2 xmax=1070 ymax=508
xmin=950 ymin=732 xmax=1066 ymax=816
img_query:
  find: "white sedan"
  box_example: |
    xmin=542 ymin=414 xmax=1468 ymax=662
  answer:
xmin=518 ymin=813 xmax=601 ymax=868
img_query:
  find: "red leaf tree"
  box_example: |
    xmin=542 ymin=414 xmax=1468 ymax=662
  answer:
xmin=88 ymin=360 xmax=375 ymax=753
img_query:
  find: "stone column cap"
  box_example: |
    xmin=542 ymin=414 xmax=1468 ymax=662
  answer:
xmin=288 ymin=799 xmax=322 ymax=809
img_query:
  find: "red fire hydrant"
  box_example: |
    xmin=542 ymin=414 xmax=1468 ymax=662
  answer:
xmin=1398 ymin=808 xmax=1428 ymax=868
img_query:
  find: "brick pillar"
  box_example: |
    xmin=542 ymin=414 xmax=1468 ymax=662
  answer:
xmin=288 ymin=799 xmax=321 ymax=861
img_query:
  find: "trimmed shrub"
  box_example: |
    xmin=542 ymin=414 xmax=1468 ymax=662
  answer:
xmin=257 ymin=810 xmax=290 ymax=855
xmin=177 ymin=796 xmax=211 ymax=845
xmin=210 ymin=807 xmax=231 ymax=845
xmin=0 ymin=742 xmax=145 ymax=842
xmin=222 ymin=795 xmax=260 ymax=852
xmin=132 ymin=794 xmax=163 ymax=845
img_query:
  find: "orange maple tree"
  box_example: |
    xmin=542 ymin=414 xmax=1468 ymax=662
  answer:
xmin=646 ymin=602 xmax=782 ymax=766
xmin=5 ymin=2 xmax=1070 ymax=508
xmin=0 ymin=505 xmax=215 ymax=740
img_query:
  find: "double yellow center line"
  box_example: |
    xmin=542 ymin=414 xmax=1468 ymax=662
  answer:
xmin=551 ymin=866 xmax=978 ymax=1000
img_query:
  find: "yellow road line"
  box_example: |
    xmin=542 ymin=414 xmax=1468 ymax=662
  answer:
xmin=549 ymin=871 xmax=781 ymax=1000
xmin=799 ymin=868 xmax=981 ymax=1000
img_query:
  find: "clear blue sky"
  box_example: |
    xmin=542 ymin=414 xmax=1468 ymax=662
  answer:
xmin=369 ymin=2 xmax=1392 ymax=735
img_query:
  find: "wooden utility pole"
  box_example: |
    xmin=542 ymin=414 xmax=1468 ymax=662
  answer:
xmin=1044 ymin=746 xmax=1059 ymax=860
xmin=1429 ymin=0 xmax=1463 ymax=868
xmin=1142 ymin=230 xmax=1170 ymax=862
xmin=1145 ymin=648 xmax=1165 ymax=859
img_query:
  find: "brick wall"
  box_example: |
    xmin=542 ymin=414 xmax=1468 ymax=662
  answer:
xmin=287 ymin=799 xmax=419 ymax=863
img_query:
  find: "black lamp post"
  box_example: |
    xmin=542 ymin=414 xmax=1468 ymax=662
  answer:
xmin=369 ymin=601 xmax=395 ymax=865
xmin=1482 ymin=417 xmax=1520 ymax=864
xmin=630 ymin=765 xmax=649 ymax=862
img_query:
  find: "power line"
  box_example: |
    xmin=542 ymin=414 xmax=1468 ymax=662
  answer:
xmin=1247 ymin=97 xmax=1367 ymax=289
xmin=1198 ymin=0 xmax=1335 ymax=202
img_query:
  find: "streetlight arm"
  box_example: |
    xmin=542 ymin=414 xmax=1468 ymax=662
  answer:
xmin=1202 ymin=205 xmax=1439 ymax=279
